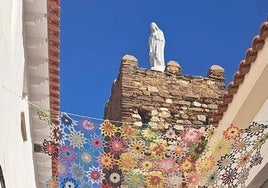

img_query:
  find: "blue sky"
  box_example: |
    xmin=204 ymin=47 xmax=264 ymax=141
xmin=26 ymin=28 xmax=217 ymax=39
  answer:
xmin=60 ymin=1 xmax=268 ymax=122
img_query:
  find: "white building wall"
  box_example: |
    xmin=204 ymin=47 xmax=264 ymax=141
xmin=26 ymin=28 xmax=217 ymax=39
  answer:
xmin=246 ymin=98 xmax=268 ymax=188
xmin=0 ymin=0 xmax=37 ymax=187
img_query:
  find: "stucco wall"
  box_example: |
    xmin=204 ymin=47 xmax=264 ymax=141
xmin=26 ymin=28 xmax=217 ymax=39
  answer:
xmin=246 ymin=98 xmax=268 ymax=188
xmin=0 ymin=0 xmax=37 ymax=187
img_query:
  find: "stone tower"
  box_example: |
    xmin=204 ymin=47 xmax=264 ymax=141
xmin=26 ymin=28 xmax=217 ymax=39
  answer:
xmin=104 ymin=55 xmax=225 ymax=127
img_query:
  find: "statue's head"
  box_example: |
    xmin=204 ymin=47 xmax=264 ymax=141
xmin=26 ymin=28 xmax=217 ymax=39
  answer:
xmin=150 ymin=22 xmax=158 ymax=32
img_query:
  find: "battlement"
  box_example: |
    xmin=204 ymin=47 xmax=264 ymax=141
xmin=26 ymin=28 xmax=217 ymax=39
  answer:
xmin=104 ymin=55 xmax=225 ymax=126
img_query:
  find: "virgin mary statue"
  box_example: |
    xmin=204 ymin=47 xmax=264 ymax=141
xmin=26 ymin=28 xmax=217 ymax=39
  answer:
xmin=149 ymin=22 xmax=165 ymax=72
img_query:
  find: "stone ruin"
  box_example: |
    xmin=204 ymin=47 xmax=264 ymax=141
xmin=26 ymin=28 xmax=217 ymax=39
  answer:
xmin=104 ymin=55 xmax=225 ymax=127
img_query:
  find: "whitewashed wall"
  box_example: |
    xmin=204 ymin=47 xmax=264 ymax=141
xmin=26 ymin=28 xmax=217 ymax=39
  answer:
xmin=0 ymin=0 xmax=37 ymax=187
xmin=246 ymin=98 xmax=268 ymax=188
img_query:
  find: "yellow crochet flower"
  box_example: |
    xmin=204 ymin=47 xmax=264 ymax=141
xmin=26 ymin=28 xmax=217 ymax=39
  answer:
xmin=118 ymin=152 xmax=137 ymax=172
xmin=149 ymin=139 xmax=167 ymax=159
xmin=119 ymin=123 xmax=139 ymax=140
xmin=145 ymin=171 xmax=165 ymax=188
xmin=196 ymin=156 xmax=215 ymax=173
xmin=101 ymin=120 xmax=117 ymax=137
xmin=211 ymin=139 xmax=231 ymax=158
xmin=180 ymin=158 xmax=194 ymax=172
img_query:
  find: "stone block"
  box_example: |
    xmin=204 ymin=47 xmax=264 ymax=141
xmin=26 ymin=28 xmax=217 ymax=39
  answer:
xmin=151 ymin=116 xmax=160 ymax=122
xmin=192 ymin=101 xmax=201 ymax=107
xmin=133 ymin=122 xmax=142 ymax=127
xmin=159 ymin=111 xmax=171 ymax=118
xmin=147 ymin=85 xmax=159 ymax=92
xmin=177 ymin=101 xmax=191 ymax=106
xmin=143 ymin=90 xmax=151 ymax=96
xmin=208 ymin=104 xmax=218 ymax=109
xmin=151 ymin=109 xmax=158 ymax=116
xmin=132 ymin=114 xmax=141 ymax=119
xmin=152 ymin=96 xmax=164 ymax=102
xmin=201 ymin=104 xmax=208 ymax=108
xmin=165 ymin=60 xmax=182 ymax=74
xmin=197 ymin=115 xmax=206 ymax=122
xmin=181 ymin=114 xmax=188 ymax=120
xmin=189 ymin=107 xmax=203 ymax=112
xmin=160 ymin=107 xmax=169 ymax=111
xmin=165 ymin=98 xmax=173 ymax=104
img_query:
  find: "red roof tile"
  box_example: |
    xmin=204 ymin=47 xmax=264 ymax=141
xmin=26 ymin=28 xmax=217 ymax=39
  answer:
xmin=47 ymin=0 xmax=60 ymax=176
xmin=211 ymin=21 xmax=268 ymax=124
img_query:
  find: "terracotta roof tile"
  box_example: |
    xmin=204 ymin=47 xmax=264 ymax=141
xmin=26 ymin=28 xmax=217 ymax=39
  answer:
xmin=47 ymin=0 xmax=60 ymax=176
xmin=245 ymin=48 xmax=258 ymax=64
xmin=211 ymin=21 xmax=268 ymax=124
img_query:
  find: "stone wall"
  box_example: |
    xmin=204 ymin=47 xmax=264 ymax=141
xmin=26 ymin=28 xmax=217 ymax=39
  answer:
xmin=104 ymin=55 xmax=225 ymax=127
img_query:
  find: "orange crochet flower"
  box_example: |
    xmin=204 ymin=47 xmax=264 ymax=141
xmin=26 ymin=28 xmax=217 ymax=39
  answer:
xmin=223 ymin=124 xmax=242 ymax=140
xmin=101 ymin=120 xmax=117 ymax=137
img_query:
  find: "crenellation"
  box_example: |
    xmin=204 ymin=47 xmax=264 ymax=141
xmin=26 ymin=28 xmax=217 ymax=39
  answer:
xmin=104 ymin=55 xmax=225 ymax=126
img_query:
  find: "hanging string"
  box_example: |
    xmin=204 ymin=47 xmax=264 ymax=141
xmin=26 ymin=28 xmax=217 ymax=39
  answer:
xmin=1 ymin=83 xmax=268 ymax=126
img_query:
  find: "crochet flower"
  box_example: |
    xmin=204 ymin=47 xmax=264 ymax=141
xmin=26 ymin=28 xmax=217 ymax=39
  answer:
xmin=125 ymin=171 xmax=144 ymax=188
xmin=101 ymin=120 xmax=117 ymax=137
xmin=245 ymin=122 xmax=265 ymax=137
xmin=108 ymin=136 xmax=127 ymax=155
xmin=88 ymin=166 xmax=104 ymax=184
xmin=43 ymin=139 xmax=58 ymax=159
xmin=189 ymin=141 xmax=208 ymax=159
xmin=128 ymin=139 xmax=146 ymax=157
xmin=61 ymin=113 xmax=75 ymax=127
xmin=185 ymin=172 xmax=200 ymax=188
xmin=254 ymin=134 xmax=268 ymax=149
xmin=237 ymin=168 xmax=250 ymax=186
xmin=78 ymin=117 xmax=97 ymax=133
xmin=145 ymin=171 xmax=165 ymax=188
xmin=250 ymin=150 xmax=263 ymax=167
xmin=196 ymin=156 xmax=215 ymax=173
xmin=204 ymin=171 xmax=218 ymax=187
xmin=221 ymin=167 xmax=238 ymax=186
xmin=46 ymin=177 xmax=59 ymax=188
xmin=61 ymin=178 xmax=78 ymax=188
xmin=89 ymin=134 xmax=104 ymax=151
xmin=140 ymin=125 xmax=158 ymax=142
xmin=167 ymin=142 xmax=188 ymax=161
xmin=77 ymin=149 xmax=94 ymax=168
xmin=180 ymin=127 xmax=203 ymax=145
xmin=149 ymin=139 xmax=167 ymax=159
xmin=60 ymin=145 xmax=76 ymax=162
xmin=157 ymin=157 xmax=177 ymax=173
xmin=162 ymin=126 xmax=177 ymax=141
xmin=138 ymin=157 xmax=155 ymax=171
xmin=120 ymin=123 xmax=138 ymax=140
xmin=217 ymin=153 xmax=235 ymax=170
xmin=166 ymin=173 xmax=183 ymax=188
xmin=98 ymin=152 xmax=115 ymax=170
xmin=118 ymin=152 xmax=137 ymax=172
xmin=211 ymin=139 xmax=231 ymax=158
xmin=70 ymin=163 xmax=84 ymax=180
xmin=104 ymin=167 xmax=123 ymax=187
xmin=223 ymin=124 xmax=242 ymax=140
xmin=180 ymin=158 xmax=195 ymax=172
xmin=68 ymin=130 xmax=86 ymax=149
xmin=232 ymin=137 xmax=250 ymax=153
xmin=205 ymin=126 xmax=218 ymax=139
xmin=237 ymin=152 xmax=251 ymax=168
xmin=50 ymin=125 xmax=60 ymax=144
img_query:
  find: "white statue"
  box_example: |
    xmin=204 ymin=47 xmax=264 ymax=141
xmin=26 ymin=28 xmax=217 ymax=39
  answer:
xmin=149 ymin=22 xmax=165 ymax=72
